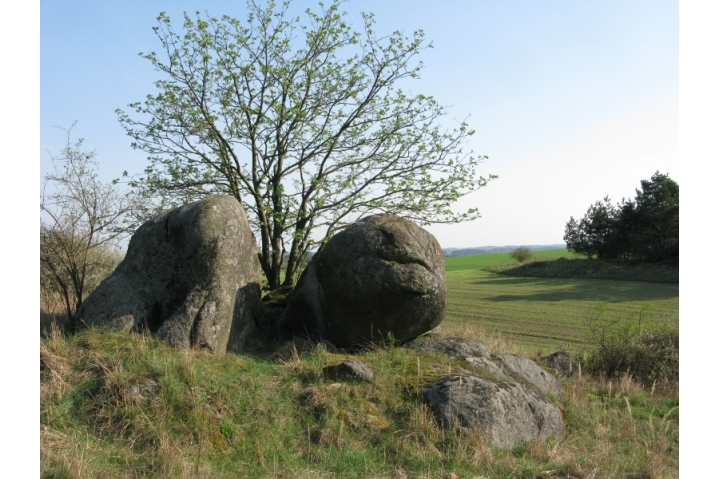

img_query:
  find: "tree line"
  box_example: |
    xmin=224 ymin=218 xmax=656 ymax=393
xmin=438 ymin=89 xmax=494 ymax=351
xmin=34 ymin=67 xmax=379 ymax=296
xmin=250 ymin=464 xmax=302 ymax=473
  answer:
xmin=563 ymin=172 xmax=678 ymax=262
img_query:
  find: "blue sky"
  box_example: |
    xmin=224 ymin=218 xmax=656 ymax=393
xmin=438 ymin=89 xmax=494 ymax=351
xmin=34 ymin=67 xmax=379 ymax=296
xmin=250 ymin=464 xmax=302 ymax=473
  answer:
xmin=40 ymin=0 xmax=679 ymax=247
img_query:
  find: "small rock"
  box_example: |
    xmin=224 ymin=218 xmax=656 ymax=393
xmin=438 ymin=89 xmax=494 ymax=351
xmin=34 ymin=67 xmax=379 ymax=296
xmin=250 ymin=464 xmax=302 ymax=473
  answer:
xmin=128 ymin=379 xmax=160 ymax=401
xmin=541 ymin=351 xmax=581 ymax=377
xmin=339 ymin=407 xmax=389 ymax=430
xmin=323 ymin=359 xmax=374 ymax=383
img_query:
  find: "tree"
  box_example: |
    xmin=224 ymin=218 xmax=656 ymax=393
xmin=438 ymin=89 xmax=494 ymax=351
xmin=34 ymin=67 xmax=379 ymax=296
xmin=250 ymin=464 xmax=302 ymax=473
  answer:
xmin=629 ymin=172 xmax=679 ymax=262
xmin=510 ymin=246 xmax=532 ymax=263
xmin=40 ymin=124 xmax=137 ymax=320
xmin=564 ymin=196 xmax=622 ymax=260
xmin=117 ymin=0 xmax=494 ymax=290
xmin=563 ymin=172 xmax=679 ymax=262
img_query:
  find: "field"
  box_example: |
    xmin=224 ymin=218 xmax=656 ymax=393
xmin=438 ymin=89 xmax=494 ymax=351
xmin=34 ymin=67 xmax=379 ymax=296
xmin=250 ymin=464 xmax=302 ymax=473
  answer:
xmin=442 ymin=250 xmax=679 ymax=354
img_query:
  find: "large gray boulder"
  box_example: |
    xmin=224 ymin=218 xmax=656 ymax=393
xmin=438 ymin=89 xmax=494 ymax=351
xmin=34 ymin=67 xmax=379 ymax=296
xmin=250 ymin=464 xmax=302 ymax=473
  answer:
xmin=75 ymin=195 xmax=264 ymax=354
xmin=421 ymin=374 xmax=565 ymax=449
xmin=280 ymin=214 xmax=446 ymax=348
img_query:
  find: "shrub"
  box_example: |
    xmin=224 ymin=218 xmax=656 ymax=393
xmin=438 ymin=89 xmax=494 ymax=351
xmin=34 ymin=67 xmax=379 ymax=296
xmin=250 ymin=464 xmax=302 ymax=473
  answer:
xmin=582 ymin=302 xmax=678 ymax=385
xmin=510 ymin=246 xmax=532 ymax=263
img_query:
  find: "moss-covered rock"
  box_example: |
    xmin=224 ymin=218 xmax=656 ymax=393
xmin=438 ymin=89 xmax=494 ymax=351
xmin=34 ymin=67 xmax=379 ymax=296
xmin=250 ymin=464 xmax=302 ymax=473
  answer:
xmin=75 ymin=195 xmax=264 ymax=354
xmin=279 ymin=214 xmax=446 ymax=347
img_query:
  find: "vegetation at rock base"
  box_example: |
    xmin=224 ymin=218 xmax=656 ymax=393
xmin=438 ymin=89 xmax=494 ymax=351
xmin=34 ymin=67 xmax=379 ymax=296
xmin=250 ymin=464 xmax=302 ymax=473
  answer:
xmin=117 ymin=0 xmax=495 ymax=290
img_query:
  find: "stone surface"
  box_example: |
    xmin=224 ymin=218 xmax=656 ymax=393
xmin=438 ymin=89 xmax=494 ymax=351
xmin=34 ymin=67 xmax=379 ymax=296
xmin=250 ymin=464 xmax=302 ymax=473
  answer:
xmin=129 ymin=379 xmax=160 ymax=401
xmin=541 ymin=351 xmax=581 ymax=377
xmin=403 ymin=335 xmax=491 ymax=359
xmin=492 ymin=354 xmax=563 ymax=396
xmin=323 ymin=359 xmax=374 ymax=383
xmin=75 ymin=195 xmax=264 ymax=354
xmin=279 ymin=214 xmax=447 ymax=347
xmin=464 ymin=356 xmax=510 ymax=380
xmin=421 ymin=374 xmax=565 ymax=449
xmin=339 ymin=407 xmax=389 ymax=430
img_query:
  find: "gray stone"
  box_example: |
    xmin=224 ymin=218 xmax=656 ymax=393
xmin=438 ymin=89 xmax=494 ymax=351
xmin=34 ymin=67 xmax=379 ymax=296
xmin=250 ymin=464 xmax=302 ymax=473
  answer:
xmin=492 ymin=354 xmax=562 ymax=396
xmin=421 ymin=374 xmax=565 ymax=449
xmin=280 ymin=214 xmax=446 ymax=348
xmin=403 ymin=335 xmax=491 ymax=359
xmin=464 ymin=356 xmax=510 ymax=380
xmin=323 ymin=359 xmax=374 ymax=383
xmin=75 ymin=195 xmax=264 ymax=354
xmin=541 ymin=351 xmax=581 ymax=377
xmin=129 ymin=379 xmax=160 ymax=401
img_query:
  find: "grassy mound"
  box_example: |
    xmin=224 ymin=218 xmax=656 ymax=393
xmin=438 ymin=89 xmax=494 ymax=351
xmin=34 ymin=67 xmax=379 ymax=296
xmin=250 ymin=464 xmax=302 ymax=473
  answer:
xmin=484 ymin=258 xmax=678 ymax=284
xmin=41 ymin=327 xmax=678 ymax=478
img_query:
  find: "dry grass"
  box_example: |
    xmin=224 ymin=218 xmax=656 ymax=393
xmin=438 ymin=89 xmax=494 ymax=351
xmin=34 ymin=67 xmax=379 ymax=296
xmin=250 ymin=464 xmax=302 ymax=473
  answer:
xmin=40 ymin=328 xmax=678 ymax=478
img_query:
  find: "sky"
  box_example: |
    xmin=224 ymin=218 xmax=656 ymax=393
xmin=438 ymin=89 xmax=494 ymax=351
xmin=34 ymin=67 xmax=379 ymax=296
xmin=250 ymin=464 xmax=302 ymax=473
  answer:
xmin=39 ymin=0 xmax=679 ymax=249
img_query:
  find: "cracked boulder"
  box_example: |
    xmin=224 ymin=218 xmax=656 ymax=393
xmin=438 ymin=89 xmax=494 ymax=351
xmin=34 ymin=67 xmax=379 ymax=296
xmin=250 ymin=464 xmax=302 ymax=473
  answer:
xmin=279 ymin=214 xmax=446 ymax=348
xmin=421 ymin=374 xmax=565 ymax=449
xmin=75 ymin=195 xmax=264 ymax=354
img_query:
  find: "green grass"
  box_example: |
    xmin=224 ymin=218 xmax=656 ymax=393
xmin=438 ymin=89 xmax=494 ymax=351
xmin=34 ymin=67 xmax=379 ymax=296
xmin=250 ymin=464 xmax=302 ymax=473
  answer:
xmin=445 ymin=248 xmax=578 ymax=272
xmin=41 ymin=328 xmax=679 ymax=478
xmin=443 ymin=250 xmax=679 ymax=355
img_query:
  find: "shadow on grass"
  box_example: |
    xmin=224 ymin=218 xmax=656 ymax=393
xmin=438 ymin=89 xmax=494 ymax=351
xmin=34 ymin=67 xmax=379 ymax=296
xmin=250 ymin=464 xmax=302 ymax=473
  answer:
xmin=470 ymin=275 xmax=678 ymax=303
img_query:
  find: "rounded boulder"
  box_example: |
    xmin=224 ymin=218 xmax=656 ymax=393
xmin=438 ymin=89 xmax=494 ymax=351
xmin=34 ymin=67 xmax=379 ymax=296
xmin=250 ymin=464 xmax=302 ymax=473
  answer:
xmin=280 ymin=214 xmax=446 ymax=347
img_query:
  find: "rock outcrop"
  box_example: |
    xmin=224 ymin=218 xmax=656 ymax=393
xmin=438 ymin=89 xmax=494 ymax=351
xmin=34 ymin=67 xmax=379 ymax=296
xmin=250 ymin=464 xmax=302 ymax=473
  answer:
xmin=421 ymin=374 xmax=565 ymax=449
xmin=280 ymin=214 xmax=446 ymax=348
xmin=75 ymin=195 xmax=264 ymax=354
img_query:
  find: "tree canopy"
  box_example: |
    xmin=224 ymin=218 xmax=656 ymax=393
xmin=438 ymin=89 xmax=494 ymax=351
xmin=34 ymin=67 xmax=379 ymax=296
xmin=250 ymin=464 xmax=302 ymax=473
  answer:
xmin=117 ymin=0 xmax=493 ymax=289
xmin=563 ymin=172 xmax=679 ymax=262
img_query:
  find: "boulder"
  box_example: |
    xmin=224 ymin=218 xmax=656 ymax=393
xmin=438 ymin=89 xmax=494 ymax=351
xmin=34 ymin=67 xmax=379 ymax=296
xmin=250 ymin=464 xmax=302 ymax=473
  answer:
xmin=403 ymin=335 xmax=491 ymax=359
xmin=421 ymin=374 xmax=565 ymax=449
xmin=75 ymin=195 xmax=264 ymax=354
xmin=541 ymin=351 xmax=581 ymax=377
xmin=491 ymin=354 xmax=562 ymax=396
xmin=280 ymin=214 xmax=447 ymax=348
xmin=323 ymin=360 xmax=374 ymax=383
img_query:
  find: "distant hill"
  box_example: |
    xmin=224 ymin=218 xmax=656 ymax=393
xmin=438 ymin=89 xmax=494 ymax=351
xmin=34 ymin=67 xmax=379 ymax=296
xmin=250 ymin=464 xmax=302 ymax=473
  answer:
xmin=443 ymin=244 xmax=567 ymax=257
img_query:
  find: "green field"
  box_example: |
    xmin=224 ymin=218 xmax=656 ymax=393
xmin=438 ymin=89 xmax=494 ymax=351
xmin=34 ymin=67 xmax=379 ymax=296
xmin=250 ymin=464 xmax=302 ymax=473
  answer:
xmin=445 ymin=248 xmax=580 ymax=271
xmin=443 ymin=250 xmax=679 ymax=354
